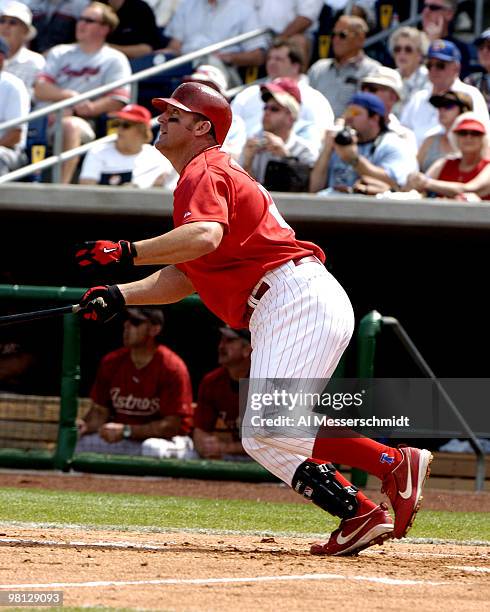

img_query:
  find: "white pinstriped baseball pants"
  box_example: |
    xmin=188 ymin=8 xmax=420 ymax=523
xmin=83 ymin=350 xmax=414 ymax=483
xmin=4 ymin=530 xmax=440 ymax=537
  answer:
xmin=242 ymin=259 xmax=355 ymax=485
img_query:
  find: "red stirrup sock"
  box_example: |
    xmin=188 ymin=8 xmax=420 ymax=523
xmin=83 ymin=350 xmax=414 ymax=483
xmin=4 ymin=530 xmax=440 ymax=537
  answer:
xmin=331 ymin=464 xmax=378 ymax=515
xmin=312 ymin=435 xmax=402 ymax=480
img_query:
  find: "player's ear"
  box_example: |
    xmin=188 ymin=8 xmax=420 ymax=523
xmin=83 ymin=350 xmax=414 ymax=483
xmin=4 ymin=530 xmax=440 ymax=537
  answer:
xmin=194 ymin=119 xmax=212 ymax=137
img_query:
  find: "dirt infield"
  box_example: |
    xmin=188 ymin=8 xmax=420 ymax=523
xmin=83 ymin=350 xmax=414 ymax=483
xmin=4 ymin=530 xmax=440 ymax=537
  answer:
xmin=0 ymin=471 xmax=489 ymax=611
xmin=0 ymin=527 xmax=489 ymax=611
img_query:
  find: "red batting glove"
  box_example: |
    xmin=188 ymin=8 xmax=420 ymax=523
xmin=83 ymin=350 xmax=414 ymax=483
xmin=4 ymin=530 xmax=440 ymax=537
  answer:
xmin=79 ymin=285 xmax=126 ymax=323
xmin=75 ymin=240 xmax=137 ymax=268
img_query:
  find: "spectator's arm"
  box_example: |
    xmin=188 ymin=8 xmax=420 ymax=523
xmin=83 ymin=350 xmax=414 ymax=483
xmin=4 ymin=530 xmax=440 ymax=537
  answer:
xmin=79 ymin=178 xmax=98 ymax=185
xmin=78 ymin=402 xmax=110 ymax=436
xmin=34 ymin=79 xmax=78 ymax=102
xmin=160 ymin=37 xmax=182 ymax=55
xmin=74 ymin=95 xmax=124 ymax=118
xmin=216 ymin=48 xmax=265 ymax=67
xmin=353 ymin=155 xmax=399 ymax=189
xmin=417 ymin=136 xmax=433 ymax=172
xmin=241 ymin=136 xmax=261 ymax=177
xmin=279 ymin=16 xmax=313 ymax=38
xmin=0 ymin=128 xmax=22 ymax=148
xmin=109 ymin=43 xmax=153 ymax=59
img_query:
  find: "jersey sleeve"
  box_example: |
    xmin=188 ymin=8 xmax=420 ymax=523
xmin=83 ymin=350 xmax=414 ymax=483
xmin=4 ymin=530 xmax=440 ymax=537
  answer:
xmin=178 ymin=166 xmax=232 ymax=229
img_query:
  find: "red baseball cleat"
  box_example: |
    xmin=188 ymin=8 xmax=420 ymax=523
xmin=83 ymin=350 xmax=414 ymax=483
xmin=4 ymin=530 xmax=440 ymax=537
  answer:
xmin=381 ymin=445 xmax=433 ymax=539
xmin=310 ymin=503 xmax=394 ymax=556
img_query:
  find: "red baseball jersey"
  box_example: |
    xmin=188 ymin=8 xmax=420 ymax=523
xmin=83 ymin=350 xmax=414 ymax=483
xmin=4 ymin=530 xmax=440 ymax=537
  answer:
xmin=195 ymin=366 xmax=240 ymax=440
xmin=174 ymin=146 xmax=325 ymax=328
xmin=90 ymin=345 xmax=193 ymax=434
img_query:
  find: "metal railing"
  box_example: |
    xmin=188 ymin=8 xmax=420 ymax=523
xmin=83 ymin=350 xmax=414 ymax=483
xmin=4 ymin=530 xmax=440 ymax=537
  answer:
xmin=0 ymin=27 xmax=270 ymax=184
xmin=357 ymin=311 xmax=486 ymax=491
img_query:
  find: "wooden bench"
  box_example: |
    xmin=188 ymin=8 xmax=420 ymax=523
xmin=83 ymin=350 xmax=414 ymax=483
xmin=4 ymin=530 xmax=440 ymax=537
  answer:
xmin=0 ymin=393 xmax=91 ymax=451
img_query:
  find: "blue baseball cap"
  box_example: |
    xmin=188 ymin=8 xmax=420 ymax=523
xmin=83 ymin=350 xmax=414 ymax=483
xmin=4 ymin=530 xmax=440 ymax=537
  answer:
xmin=0 ymin=36 xmax=9 ymax=56
xmin=427 ymin=39 xmax=461 ymax=63
xmin=348 ymin=92 xmax=385 ymax=117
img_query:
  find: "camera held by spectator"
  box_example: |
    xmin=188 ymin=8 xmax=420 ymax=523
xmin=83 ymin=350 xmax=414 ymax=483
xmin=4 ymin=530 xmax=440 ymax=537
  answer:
xmin=334 ymin=127 xmax=357 ymax=147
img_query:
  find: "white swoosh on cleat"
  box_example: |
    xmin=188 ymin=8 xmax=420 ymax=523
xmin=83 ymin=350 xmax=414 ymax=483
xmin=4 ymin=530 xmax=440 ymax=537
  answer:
xmin=399 ymin=456 xmax=412 ymax=499
xmin=336 ymin=519 xmax=371 ymax=545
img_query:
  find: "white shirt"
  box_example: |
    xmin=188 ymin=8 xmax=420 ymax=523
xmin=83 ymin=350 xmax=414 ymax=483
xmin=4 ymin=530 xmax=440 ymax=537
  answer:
xmin=80 ymin=141 xmax=176 ymax=189
xmin=5 ymin=46 xmax=45 ymax=98
xmin=231 ymin=77 xmax=334 ymax=153
xmin=254 ymin=0 xmax=324 ymax=34
xmin=0 ymin=71 xmax=30 ymax=149
xmin=401 ymin=78 xmax=490 ymax=146
xmin=165 ymin=0 xmax=267 ymax=54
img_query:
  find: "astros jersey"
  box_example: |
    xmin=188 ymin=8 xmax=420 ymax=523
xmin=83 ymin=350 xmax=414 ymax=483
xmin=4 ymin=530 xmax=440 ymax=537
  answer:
xmin=174 ymin=146 xmax=325 ymax=328
xmin=195 ymin=366 xmax=240 ymax=440
xmin=90 ymin=345 xmax=193 ymax=433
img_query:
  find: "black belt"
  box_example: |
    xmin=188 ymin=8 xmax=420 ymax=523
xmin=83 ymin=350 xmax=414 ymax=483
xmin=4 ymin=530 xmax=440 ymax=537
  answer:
xmin=245 ymin=256 xmax=321 ymax=323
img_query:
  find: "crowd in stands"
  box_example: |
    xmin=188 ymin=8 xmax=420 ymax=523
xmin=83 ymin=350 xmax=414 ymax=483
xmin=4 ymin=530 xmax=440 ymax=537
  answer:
xmin=0 ymin=0 xmax=489 ymax=198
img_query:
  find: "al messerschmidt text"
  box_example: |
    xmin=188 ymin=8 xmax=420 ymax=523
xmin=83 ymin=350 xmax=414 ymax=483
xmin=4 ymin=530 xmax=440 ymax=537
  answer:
xmin=250 ymin=415 xmax=411 ymax=428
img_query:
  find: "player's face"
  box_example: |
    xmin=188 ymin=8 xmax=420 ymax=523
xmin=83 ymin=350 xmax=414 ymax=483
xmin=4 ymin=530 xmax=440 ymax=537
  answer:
xmin=155 ymin=106 xmax=200 ymax=153
xmin=123 ymin=317 xmax=152 ymax=348
xmin=218 ymin=335 xmax=249 ymax=367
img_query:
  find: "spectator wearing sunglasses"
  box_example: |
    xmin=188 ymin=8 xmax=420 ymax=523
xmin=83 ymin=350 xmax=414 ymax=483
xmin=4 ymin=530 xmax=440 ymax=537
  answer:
xmin=417 ymin=90 xmax=473 ymax=172
xmin=77 ymin=307 xmax=194 ymax=458
xmin=388 ymin=26 xmax=431 ymax=118
xmin=241 ymin=78 xmax=317 ymax=189
xmin=25 ymin=0 xmax=89 ymax=54
xmin=79 ymin=103 xmax=176 ymax=188
xmin=307 ymin=15 xmax=381 ymax=119
xmin=421 ymin=0 xmax=473 ymax=79
xmin=310 ymin=92 xmax=417 ymax=196
xmin=406 ymin=113 xmax=490 ymax=200
xmin=400 ymin=39 xmax=489 ymax=147
xmin=34 ymin=2 xmax=132 ymax=184
xmin=360 ymin=66 xmax=417 ymax=155
xmin=464 ymin=29 xmax=490 ymax=114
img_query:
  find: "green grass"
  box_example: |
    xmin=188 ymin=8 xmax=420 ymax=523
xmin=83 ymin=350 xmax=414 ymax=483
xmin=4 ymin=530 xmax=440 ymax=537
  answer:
xmin=0 ymin=487 xmax=488 ymax=541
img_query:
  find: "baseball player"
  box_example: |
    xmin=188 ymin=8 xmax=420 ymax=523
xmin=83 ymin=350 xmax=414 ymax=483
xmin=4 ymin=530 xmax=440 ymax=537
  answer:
xmin=75 ymin=82 xmax=432 ymax=556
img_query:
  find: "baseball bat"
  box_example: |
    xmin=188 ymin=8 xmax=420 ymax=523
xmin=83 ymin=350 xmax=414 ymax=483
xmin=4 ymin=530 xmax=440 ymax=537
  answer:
xmin=0 ymin=297 xmax=106 ymax=327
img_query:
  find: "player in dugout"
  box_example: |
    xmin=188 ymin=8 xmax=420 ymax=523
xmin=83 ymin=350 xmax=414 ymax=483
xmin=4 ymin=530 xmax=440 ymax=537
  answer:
xmin=75 ymin=82 xmax=432 ymax=557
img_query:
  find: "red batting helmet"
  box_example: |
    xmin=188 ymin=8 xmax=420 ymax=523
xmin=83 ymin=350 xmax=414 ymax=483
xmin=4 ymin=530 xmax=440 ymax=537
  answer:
xmin=152 ymin=82 xmax=232 ymax=145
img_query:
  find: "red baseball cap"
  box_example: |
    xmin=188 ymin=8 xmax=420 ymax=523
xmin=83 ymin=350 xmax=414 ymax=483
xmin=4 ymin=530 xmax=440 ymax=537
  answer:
xmin=453 ymin=118 xmax=487 ymax=134
xmin=110 ymin=104 xmax=152 ymax=125
xmin=261 ymin=77 xmax=301 ymax=104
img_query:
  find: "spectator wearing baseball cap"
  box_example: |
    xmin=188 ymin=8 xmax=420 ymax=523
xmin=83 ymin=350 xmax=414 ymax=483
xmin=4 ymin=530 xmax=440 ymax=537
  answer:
xmin=77 ymin=305 xmax=195 ymax=459
xmin=464 ymin=29 xmax=490 ymax=115
xmin=192 ymin=324 xmax=251 ymax=461
xmin=0 ymin=1 xmax=44 ymax=96
xmin=0 ymin=33 xmax=30 ymax=177
xmin=79 ymin=103 xmax=177 ymax=189
xmin=231 ymin=39 xmax=334 ymax=156
xmin=361 ymin=66 xmax=417 ymax=154
xmin=241 ymin=77 xmax=318 ymax=190
xmin=310 ymin=92 xmax=418 ymax=196
xmin=407 ymin=112 xmax=490 ymax=200
xmin=182 ymin=64 xmax=247 ymax=161
xmin=421 ymin=0 xmax=473 ymax=78
xmin=400 ymin=39 xmax=489 ymax=146
xmin=418 ymin=90 xmax=473 ymax=172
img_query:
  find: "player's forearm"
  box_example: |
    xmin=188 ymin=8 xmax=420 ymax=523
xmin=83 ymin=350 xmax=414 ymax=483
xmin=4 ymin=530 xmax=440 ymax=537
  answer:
xmin=133 ymin=222 xmax=223 ymax=265
xmin=129 ymin=416 xmax=181 ymax=440
xmin=119 ymin=265 xmax=195 ymax=305
xmin=82 ymin=403 xmax=110 ymax=434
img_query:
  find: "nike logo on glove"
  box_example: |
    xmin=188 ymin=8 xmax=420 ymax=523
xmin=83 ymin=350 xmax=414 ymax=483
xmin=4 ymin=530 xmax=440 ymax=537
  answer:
xmin=103 ymin=247 xmax=118 ymax=253
xmin=336 ymin=518 xmax=371 ymax=545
